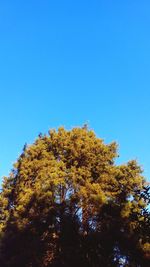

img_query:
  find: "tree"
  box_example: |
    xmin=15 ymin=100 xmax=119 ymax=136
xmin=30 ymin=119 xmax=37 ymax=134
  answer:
xmin=0 ymin=127 xmax=149 ymax=267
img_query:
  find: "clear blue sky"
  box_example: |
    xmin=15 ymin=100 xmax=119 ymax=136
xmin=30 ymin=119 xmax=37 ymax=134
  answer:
xmin=0 ymin=1 xmax=150 ymax=183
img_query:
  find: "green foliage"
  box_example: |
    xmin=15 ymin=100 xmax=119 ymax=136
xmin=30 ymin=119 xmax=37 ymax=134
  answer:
xmin=0 ymin=127 xmax=149 ymax=266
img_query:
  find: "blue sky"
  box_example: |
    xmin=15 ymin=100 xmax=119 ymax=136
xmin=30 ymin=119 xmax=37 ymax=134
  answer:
xmin=0 ymin=1 xmax=150 ymax=183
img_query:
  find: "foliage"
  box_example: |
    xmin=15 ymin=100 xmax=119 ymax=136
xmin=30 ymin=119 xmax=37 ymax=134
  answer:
xmin=0 ymin=127 xmax=149 ymax=266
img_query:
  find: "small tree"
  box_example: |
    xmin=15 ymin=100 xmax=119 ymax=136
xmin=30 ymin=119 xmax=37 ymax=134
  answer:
xmin=0 ymin=127 xmax=149 ymax=267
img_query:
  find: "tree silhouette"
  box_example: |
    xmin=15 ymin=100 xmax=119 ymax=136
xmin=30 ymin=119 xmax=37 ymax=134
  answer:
xmin=0 ymin=127 xmax=149 ymax=266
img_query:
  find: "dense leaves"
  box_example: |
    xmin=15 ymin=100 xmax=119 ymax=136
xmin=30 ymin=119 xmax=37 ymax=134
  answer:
xmin=0 ymin=127 xmax=149 ymax=266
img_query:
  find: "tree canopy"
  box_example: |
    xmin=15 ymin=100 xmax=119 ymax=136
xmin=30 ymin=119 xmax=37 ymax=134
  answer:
xmin=0 ymin=127 xmax=149 ymax=267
